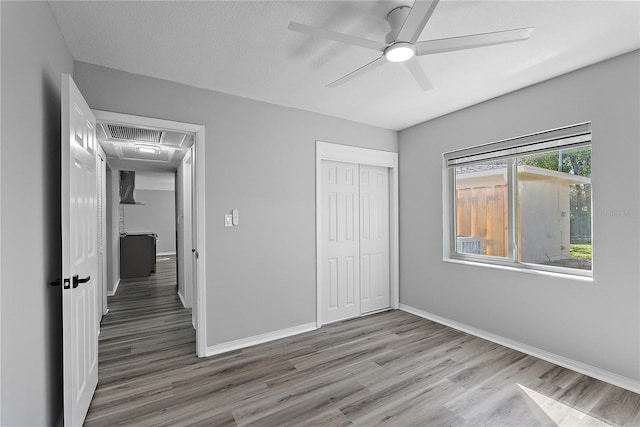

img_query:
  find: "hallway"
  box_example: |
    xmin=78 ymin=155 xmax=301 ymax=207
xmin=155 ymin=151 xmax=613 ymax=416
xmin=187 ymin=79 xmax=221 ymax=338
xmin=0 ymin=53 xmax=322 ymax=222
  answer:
xmin=85 ymin=256 xmax=196 ymax=425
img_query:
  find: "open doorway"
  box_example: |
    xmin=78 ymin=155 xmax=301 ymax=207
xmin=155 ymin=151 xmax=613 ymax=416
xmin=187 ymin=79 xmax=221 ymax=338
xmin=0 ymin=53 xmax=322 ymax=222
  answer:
xmin=94 ymin=110 xmax=206 ymax=356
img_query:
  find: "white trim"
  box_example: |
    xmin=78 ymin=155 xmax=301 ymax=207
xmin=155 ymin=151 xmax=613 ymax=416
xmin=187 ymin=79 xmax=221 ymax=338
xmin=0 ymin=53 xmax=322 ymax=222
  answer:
xmin=194 ymin=127 xmax=206 ymax=357
xmin=205 ymin=323 xmax=317 ymax=357
xmin=177 ymin=291 xmax=187 ymax=308
xmin=317 ymin=141 xmax=397 ymax=167
xmin=0 ymin=1 xmax=3 ymax=417
xmin=442 ymin=258 xmax=593 ymax=282
xmin=400 ymin=304 xmax=640 ymax=394
xmin=316 ymin=141 xmax=400 ymax=328
xmin=97 ymin=145 xmax=108 ymax=317
xmin=107 ymin=279 xmax=120 ymax=297
xmin=93 ymin=110 xmax=207 ymax=357
xmin=0 ymin=3 xmax=3 ymax=417
xmin=156 ymin=252 xmax=176 ymax=256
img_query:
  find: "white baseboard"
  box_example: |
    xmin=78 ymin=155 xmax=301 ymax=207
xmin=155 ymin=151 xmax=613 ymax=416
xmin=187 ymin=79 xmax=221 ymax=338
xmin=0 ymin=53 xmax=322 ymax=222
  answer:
xmin=107 ymin=279 xmax=120 ymax=296
xmin=400 ymin=304 xmax=640 ymax=394
xmin=177 ymin=291 xmax=187 ymax=308
xmin=205 ymin=322 xmax=317 ymax=357
xmin=157 ymin=252 xmax=176 ymax=256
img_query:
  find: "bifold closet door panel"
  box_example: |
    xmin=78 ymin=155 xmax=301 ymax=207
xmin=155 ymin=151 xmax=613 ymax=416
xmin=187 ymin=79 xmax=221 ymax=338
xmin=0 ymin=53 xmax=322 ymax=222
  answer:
xmin=359 ymin=164 xmax=390 ymax=313
xmin=321 ymin=160 xmax=361 ymax=324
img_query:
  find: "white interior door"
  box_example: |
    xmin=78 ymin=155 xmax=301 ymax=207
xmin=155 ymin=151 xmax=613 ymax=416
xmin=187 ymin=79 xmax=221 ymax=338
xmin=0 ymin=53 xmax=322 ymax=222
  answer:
xmin=359 ymin=165 xmax=390 ymax=313
xmin=61 ymin=74 xmax=99 ymax=427
xmin=321 ymin=160 xmax=361 ymax=324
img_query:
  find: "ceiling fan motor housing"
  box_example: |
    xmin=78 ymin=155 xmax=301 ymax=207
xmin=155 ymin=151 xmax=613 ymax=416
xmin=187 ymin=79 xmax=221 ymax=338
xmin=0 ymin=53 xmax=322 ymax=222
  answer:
xmin=287 ymin=1 xmax=534 ymax=91
xmin=385 ymin=6 xmax=411 ymax=44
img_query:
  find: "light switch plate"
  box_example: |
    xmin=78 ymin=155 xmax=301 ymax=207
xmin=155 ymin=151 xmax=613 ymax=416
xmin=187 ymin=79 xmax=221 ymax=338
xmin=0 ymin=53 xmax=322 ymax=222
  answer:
xmin=224 ymin=214 xmax=233 ymax=227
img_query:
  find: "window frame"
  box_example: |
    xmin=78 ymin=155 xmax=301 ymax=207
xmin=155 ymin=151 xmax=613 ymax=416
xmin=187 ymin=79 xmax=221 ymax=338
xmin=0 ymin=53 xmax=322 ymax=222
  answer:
xmin=445 ymin=123 xmax=593 ymax=278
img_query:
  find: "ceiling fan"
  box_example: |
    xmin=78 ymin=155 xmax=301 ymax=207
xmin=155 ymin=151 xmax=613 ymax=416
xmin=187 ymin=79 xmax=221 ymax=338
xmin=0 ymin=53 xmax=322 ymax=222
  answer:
xmin=288 ymin=1 xmax=534 ymax=90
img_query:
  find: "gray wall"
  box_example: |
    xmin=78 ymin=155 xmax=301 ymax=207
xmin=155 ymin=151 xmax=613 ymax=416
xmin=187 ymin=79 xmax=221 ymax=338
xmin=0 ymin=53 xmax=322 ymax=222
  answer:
xmin=399 ymin=50 xmax=640 ymax=382
xmin=123 ymin=189 xmax=176 ymax=254
xmin=73 ymin=61 xmax=398 ymax=347
xmin=0 ymin=1 xmax=73 ymax=425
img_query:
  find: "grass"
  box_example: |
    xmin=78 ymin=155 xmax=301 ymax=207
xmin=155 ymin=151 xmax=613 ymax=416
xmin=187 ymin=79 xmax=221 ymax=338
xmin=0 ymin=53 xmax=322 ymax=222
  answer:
xmin=570 ymin=243 xmax=592 ymax=259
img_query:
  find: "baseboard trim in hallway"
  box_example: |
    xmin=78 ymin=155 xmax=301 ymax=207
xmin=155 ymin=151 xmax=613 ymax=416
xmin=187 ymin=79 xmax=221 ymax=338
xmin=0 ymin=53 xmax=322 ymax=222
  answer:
xmin=177 ymin=290 xmax=187 ymax=308
xmin=205 ymin=322 xmax=318 ymax=357
xmin=106 ymin=278 xmax=120 ymax=296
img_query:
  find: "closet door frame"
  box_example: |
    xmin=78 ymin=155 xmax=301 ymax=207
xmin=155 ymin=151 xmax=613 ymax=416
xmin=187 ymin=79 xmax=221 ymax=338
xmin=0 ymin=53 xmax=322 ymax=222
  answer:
xmin=316 ymin=141 xmax=399 ymax=328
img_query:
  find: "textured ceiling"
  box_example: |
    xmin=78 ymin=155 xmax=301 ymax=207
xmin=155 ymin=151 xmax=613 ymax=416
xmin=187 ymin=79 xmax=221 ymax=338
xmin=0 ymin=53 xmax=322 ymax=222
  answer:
xmin=49 ymin=1 xmax=640 ymax=131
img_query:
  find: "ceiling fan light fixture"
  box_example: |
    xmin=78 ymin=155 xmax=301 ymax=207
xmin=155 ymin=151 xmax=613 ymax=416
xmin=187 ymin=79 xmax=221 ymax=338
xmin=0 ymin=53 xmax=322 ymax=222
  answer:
xmin=384 ymin=42 xmax=415 ymax=63
xmin=135 ymin=145 xmax=159 ymax=154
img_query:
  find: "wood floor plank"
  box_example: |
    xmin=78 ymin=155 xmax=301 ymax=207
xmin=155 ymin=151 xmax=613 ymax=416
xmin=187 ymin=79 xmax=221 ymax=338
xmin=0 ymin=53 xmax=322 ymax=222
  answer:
xmin=85 ymin=256 xmax=640 ymax=426
xmin=352 ymin=379 xmax=467 ymax=427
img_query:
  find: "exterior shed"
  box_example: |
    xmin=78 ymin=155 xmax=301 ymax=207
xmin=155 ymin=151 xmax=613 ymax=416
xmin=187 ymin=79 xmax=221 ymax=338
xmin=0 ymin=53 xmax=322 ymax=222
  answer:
xmin=456 ymin=165 xmax=591 ymax=263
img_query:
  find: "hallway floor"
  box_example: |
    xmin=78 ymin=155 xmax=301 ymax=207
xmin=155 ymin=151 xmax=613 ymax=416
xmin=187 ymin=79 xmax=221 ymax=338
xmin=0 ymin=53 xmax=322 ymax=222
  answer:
xmin=85 ymin=256 xmax=197 ymax=425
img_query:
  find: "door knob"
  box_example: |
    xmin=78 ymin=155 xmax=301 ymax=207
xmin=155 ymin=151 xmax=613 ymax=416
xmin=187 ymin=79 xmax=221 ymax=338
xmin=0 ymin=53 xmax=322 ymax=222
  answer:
xmin=72 ymin=275 xmax=91 ymax=288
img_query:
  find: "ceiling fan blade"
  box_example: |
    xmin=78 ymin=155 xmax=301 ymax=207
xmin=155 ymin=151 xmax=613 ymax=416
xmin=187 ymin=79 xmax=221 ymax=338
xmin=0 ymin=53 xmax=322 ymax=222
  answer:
xmin=396 ymin=1 xmax=440 ymax=43
xmin=416 ymin=27 xmax=534 ymax=56
xmin=288 ymin=22 xmax=387 ymax=52
xmin=327 ymin=56 xmax=386 ymax=88
xmin=404 ymin=58 xmax=433 ymax=91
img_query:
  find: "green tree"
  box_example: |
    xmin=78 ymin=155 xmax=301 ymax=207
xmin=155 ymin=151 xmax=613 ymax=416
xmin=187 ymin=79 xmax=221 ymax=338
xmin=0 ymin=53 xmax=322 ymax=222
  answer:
xmin=519 ymin=147 xmax=592 ymax=244
xmin=519 ymin=146 xmax=591 ymax=177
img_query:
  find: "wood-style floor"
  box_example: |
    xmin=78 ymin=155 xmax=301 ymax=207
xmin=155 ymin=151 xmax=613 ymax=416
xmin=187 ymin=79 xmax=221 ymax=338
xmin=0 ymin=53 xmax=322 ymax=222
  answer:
xmin=86 ymin=257 xmax=640 ymax=426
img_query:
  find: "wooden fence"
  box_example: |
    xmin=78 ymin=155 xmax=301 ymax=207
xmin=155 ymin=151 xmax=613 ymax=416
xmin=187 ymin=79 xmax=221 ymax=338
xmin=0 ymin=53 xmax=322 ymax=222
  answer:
xmin=456 ymin=185 xmax=509 ymax=257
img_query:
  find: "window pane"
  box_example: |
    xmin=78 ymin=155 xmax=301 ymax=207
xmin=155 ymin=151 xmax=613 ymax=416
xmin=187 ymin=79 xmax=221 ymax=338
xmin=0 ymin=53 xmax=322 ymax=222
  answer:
xmin=455 ymin=160 xmax=509 ymax=258
xmin=517 ymin=146 xmax=592 ymax=270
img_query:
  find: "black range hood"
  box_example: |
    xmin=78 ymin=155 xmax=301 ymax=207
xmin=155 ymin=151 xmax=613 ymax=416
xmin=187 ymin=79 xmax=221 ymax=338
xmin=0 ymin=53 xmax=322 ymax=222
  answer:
xmin=119 ymin=170 xmax=136 ymax=204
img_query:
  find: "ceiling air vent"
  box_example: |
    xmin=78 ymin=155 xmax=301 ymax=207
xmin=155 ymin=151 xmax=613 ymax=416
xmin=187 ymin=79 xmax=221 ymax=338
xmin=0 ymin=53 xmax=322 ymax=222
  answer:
xmin=107 ymin=124 xmax=162 ymax=143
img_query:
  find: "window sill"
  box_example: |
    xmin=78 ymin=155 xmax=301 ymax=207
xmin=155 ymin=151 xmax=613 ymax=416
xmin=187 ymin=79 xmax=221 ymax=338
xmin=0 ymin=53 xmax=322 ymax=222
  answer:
xmin=442 ymin=257 xmax=594 ymax=282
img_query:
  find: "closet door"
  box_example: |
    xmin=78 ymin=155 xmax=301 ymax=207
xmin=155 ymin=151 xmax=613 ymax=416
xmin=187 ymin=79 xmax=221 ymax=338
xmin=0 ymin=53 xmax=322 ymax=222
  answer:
xmin=360 ymin=165 xmax=390 ymax=313
xmin=321 ymin=160 xmax=361 ymax=324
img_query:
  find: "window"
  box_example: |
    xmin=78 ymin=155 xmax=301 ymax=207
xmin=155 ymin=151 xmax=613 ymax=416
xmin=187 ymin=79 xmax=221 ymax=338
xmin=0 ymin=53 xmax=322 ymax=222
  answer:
xmin=445 ymin=123 xmax=592 ymax=276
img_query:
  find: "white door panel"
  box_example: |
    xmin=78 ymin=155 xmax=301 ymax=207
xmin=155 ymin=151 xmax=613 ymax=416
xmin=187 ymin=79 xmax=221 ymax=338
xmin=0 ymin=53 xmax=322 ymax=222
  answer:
xmin=62 ymin=74 xmax=98 ymax=427
xmin=321 ymin=161 xmax=360 ymax=324
xmin=321 ymin=161 xmax=390 ymax=323
xmin=360 ymin=165 xmax=390 ymax=313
